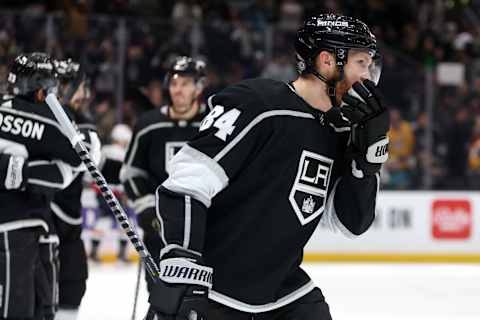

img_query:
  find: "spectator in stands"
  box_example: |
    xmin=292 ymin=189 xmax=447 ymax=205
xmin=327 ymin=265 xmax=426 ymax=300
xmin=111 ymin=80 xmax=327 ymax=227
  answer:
xmin=384 ymin=108 xmax=416 ymax=189
xmin=261 ymin=52 xmax=296 ymax=82
xmin=445 ymin=107 xmax=473 ymax=189
xmin=467 ymin=117 xmax=480 ymax=188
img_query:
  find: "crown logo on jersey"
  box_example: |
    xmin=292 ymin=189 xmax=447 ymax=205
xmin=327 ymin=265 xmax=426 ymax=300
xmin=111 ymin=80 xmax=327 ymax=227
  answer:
xmin=302 ymin=196 xmax=315 ymax=214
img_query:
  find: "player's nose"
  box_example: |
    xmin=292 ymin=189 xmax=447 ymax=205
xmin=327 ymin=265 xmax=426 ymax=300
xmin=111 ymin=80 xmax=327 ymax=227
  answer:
xmin=360 ymin=72 xmax=371 ymax=82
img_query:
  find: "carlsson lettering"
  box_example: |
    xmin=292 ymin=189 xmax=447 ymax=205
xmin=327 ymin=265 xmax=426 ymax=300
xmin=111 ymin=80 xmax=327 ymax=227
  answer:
xmin=0 ymin=112 xmax=45 ymax=140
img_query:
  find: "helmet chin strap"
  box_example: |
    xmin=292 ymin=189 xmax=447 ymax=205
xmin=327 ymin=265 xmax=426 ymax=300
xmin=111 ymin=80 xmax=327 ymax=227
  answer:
xmin=309 ymin=66 xmax=344 ymax=108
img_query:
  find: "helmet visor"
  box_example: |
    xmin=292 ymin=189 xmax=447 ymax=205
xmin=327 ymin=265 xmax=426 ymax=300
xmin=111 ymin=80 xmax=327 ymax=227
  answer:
xmin=369 ymin=53 xmax=382 ymax=85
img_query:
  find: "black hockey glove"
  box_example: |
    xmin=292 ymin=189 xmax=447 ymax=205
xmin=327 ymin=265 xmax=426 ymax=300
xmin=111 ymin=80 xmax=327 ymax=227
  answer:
xmin=145 ymin=248 xmax=212 ymax=320
xmin=137 ymin=206 xmax=161 ymax=237
xmin=341 ymin=80 xmax=390 ymax=177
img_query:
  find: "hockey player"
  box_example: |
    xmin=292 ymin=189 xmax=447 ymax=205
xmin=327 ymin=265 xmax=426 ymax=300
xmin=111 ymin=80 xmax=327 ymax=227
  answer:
xmin=120 ymin=56 xmax=207 ymax=290
xmin=145 ymin=14 xmax=390 ymax=320
xmin=0 ymin=52 xmax=83 ymax=319
xmin=50 ymin=58 xmax=101 ymax=320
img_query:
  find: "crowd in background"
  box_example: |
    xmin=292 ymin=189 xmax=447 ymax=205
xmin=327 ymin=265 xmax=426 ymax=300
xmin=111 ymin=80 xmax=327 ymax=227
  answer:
xmin=1 ymin=0 xmax=480 ymax=190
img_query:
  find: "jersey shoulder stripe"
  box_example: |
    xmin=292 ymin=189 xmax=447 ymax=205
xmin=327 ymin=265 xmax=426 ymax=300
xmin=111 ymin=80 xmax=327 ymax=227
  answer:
xmin=125 ymin=121 xmax=175 ymax=166
xmin=214 ymin=109 xmax=314 ymax=161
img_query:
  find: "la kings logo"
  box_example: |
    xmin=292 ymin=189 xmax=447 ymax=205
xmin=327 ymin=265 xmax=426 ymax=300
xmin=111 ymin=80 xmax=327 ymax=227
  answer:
xmin=289 ymin=150 xmax=333 ymax=225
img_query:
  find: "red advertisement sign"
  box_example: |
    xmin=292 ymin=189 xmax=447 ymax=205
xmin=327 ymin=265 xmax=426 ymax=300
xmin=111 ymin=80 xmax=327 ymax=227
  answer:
xmin=432 ymin=200 xmax=472 ymax=240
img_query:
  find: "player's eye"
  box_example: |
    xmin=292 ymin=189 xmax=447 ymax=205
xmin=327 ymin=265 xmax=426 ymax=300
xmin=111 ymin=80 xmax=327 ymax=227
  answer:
xmin=357 ymin=59 xmax=371 ymax=68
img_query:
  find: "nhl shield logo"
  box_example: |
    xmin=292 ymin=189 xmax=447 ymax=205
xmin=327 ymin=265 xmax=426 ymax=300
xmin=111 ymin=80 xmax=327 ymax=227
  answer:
xmin=289 ymin=150 xmax=333 ymax=225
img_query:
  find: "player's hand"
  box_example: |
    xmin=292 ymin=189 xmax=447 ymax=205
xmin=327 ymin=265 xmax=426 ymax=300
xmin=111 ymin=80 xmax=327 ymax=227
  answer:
xmin=341 ymin=79 xmax=390 ymax=177
xmin=322 ymin=79 xmax=382 ymax=128
xmin=137 ymin=206 xmax=161 ymax=236
xmin=145 ymin=248 xmax=211 ymax=320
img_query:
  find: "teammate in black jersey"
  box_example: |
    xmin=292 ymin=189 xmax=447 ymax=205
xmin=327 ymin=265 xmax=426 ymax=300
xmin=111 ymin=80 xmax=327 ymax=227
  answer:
xmin=120 ymin=55 xmax=208 ymax=291
xmin=51 ymin=58 xmax=101 ymax=320
xmin=0 ymin=53 xmax=83 ymax=319
xmin=145 ymin=14 xmax=390 ymax=320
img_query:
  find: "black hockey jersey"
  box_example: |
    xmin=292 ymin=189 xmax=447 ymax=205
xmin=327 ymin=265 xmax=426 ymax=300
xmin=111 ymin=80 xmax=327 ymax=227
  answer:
xmin=50 ymin=111 xmax=99 ymax=227
xmin=120 ymin=105 xmax=207 ymax=215
xmin=0 ymin=97 xmax=82 ymax=226
xmin=158 ymin=78 xmax=379 ymax=312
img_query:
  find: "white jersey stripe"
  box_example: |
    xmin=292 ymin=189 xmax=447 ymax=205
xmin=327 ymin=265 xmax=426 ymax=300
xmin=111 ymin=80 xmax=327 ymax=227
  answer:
xmin=3 ymin=232 xmax=10 ymax=318
xmin=209 ymin=281 xmax=316 ymax=313
xmin=214 ymin=110 xmax=315 ymax=161
xmin=162 ymin=145 xmax=228 ymax=208
xmin=183 ymin=195 xmax=191 ymax=248
xmin=0 ymin=219 xmax=49 ymax=233
xmin=50 ymin=202 xmax=83 ymax=225
xmin=125 ymin=122 xmax=174 ymax=167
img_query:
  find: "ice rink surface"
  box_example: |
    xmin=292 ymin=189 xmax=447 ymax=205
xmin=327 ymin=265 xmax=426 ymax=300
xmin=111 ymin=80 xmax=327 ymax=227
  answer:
xmin=78 ymin=262 xmax=480 ymax=320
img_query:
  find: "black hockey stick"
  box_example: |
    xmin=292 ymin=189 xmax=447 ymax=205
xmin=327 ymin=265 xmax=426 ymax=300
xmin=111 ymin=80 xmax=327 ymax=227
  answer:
xmin=45 ymin=93 xmax=160 ymax=282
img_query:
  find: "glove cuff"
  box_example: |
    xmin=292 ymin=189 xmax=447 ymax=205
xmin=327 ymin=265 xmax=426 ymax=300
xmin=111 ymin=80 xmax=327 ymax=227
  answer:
xmin=365 ymin=136 xmax=389 ymax=163
xmin=351 ymin=159 xmax=381 ymax=178
xmin=159 ymin=257 xmax=213 ymax=289
xmin=132 ymin=194 xmax=156 ymax=215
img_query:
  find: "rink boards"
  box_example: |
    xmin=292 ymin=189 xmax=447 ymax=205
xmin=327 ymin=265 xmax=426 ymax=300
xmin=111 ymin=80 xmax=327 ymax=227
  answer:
xmin=305 ymin=191 xmax=480 ymax=262
xmin=80 ymin=190 xmax=480 ymax=263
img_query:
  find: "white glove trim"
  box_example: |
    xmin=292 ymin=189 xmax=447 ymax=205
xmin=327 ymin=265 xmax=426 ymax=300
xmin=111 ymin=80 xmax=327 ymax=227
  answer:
xmin=366 ymin=136 xmax=389 ymax=163
xmin=351 ymin=159 xmax=364 ymax=179
xmin=159 ymin=258 xmax=213 ymax=289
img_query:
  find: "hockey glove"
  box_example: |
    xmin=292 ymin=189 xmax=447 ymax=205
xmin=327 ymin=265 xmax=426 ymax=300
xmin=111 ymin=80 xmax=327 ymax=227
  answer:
xmin=146 ymin=248 xmax=212 ymax=320
xmin=341 ymin=80 xmax=390 ymax=177
xmin=137 ymin=206 xmax=161 ymax=237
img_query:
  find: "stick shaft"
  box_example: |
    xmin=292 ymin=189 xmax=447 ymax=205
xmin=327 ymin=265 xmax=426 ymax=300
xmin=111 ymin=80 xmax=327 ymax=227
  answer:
xmin=45 ymin=94 xmax=160 ymax=281
xmin=76 ymin=143 xmax=160 ymax=280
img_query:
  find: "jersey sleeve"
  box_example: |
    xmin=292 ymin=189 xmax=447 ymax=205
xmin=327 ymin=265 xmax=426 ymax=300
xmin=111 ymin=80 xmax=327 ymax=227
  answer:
xmin=0 ymin=138 xmax=75 ymax=194
xmin=26 ymin=159 xmax=76 ymax=195
xmin=162 ymin=83 xmax=273 ymax=207
xmin=321 ymin=159 xmax=379 ymax=237
xmin=46 ymin=118 xmax=83 ymax=171
xmin=0 ymin=154 xmax=76 ymax=195
xmin=157 ymin=83 xmax=273 ymax=255
xmin=120 ymin=118 xmax=160 ymax=215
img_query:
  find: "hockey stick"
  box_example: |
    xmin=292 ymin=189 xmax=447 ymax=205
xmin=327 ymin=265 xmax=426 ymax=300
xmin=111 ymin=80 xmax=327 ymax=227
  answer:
xmin=131 ymin=259 xmax=143 ymax=320
xmin=45 ymin=93 xmax=160 ymax=282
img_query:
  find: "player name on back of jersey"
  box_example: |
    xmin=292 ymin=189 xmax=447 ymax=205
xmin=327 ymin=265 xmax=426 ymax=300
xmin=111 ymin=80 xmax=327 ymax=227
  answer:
xmin=0 ymin=112 xmax=45 ymax=140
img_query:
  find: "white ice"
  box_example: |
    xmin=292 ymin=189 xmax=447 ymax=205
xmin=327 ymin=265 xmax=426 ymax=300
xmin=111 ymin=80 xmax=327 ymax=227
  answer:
xmin=78 ymin=262 xmax=480 ymax=320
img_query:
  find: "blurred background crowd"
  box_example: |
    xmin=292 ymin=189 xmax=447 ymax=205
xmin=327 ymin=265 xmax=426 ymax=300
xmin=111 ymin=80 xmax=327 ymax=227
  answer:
xmin=1 ymin=0 xmax=480 ymax=190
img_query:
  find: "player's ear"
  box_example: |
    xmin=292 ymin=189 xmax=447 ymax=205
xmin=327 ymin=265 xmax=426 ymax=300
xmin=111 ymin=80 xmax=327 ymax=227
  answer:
xmin=315 ymin=51 xmax=336 ymax=78
xmin=194 ymin=81 xmax=205 ymax=98
xmin=35 ymin=89 xmax=46 ymax=103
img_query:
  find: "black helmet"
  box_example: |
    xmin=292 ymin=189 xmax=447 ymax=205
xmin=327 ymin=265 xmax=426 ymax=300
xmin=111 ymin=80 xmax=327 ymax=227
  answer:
xmin=54 ymin=58 xmax=87 ymax=103
xmin=8 ymin=52 xmax=59 ymax=96
xmin=295 ymin=14 xmax=380 ymax=90
xmin=164 ymin=56 xmax=207 ymax=88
